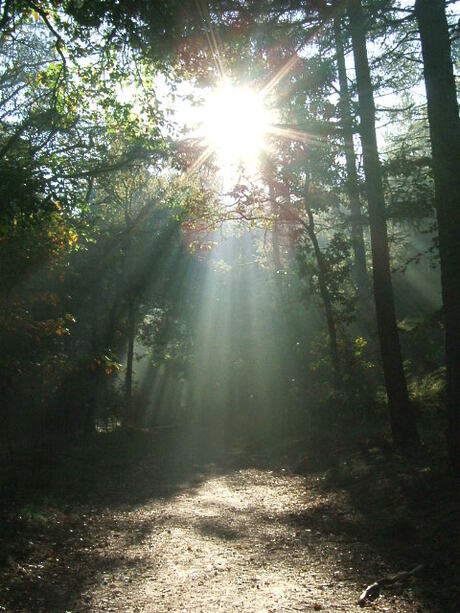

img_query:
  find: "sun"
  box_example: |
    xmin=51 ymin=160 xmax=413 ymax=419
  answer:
xmin=201 ymin=81 xmax=272 ymax=169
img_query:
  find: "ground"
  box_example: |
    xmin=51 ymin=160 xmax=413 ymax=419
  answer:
xmin=1 ymin=430 xmax=459 ymax=612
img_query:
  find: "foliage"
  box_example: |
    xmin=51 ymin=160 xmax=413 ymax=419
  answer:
xmin=0 ymin=0 xmax=457 ymax=468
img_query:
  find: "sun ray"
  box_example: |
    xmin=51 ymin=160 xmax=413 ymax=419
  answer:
xmin=187 ymin=144 xmax=214 ymax=175
xmin=267 ymin=125 xmax=315 ymax=144
xmin=260 ymin=53 xmax=301 ymax=98
xmin=195 ymin=0 xmax=226 ymax=80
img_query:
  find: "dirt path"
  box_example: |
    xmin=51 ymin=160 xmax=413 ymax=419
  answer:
xmin=2 ymin=464 xmax=430 ymax=612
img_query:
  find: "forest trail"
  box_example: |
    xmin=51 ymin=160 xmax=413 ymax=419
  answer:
xmin=2 ymin=453 xmax=440 ymax=613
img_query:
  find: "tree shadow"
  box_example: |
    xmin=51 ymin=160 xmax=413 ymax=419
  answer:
xmin=194 ymin=517 xmax=242 ymax=541
xmin=3 ymin=550 xmax=145 ymax=612
xmin=2 ymin=431 xmax=458 ymax=612
xmin=0 ymin=428 xmax=223 ymax=610
xmin=287 ymin=450 xmax=460 ymax=612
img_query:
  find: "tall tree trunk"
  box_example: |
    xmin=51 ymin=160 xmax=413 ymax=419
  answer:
xmin=302 ymin=172 xmax=341 ymax=390
xmin=305 ymin=206 xmax=342 ymax=391
xmin=347 ymin=0 xmax=419 ymax=448
xmin=415 ymin=0 xmax=460 ymax=474
xmin=333 ymin=15 xmax=368 ymax=294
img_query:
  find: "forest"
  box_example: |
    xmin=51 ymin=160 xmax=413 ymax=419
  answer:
xmin=0 ymin=0 xmax=459 ymax=611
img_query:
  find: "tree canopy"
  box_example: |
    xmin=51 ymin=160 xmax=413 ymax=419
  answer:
xmin=0 ymin=0 xmax=459 ymax=472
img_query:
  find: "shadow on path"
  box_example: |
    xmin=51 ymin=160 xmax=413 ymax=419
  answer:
xmin=1 ymin=430 xmax=459 ymax=611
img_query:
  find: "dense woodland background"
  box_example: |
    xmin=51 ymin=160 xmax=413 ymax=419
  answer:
xmin=0 ymin=0 xmax=459 ymax=487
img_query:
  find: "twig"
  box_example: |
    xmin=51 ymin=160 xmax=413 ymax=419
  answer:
xmin=358 ymin=564 xmax=425 ymax=606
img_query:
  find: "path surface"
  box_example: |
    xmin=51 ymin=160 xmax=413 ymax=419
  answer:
xmin=2 ymin=464 xmax=429 ymax=612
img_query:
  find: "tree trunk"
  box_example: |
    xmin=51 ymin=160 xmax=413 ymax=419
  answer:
xmin=415 ymin=0 xmax=460 ymax=474
xmin=302 ymin=171 xmax=341 ymax=390
xmin=347 ymin=0 xmax=419 ymax=448
xmin=305 ymin=207 xmax=342 ymax=391
xmin=333 ymin=15 xmax=368 ymax=294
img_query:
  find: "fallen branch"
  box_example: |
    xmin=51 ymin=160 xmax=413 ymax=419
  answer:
xmin=358 ymin=564 xmax=425 ymax=606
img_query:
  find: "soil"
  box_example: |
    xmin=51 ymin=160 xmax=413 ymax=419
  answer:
xmin=1 ymin=432 xmax=459 ymax=612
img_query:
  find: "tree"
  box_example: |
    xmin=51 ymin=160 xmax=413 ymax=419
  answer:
xmin=415 ymin=0 xmax=460 ymax=473
xmin=347 ymin=0 xmax=419 ymax=448
xmin=333 ymin=15 xmax=368 ymax=295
